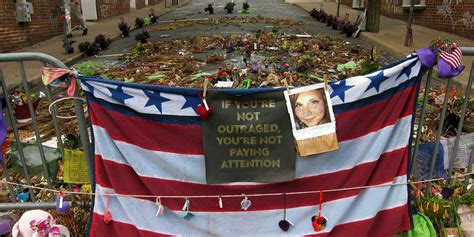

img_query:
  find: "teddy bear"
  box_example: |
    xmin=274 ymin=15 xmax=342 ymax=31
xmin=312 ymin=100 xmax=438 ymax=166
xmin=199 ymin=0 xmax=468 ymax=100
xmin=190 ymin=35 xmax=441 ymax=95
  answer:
xmin=12 ymin=210 xmax=70 ymax=237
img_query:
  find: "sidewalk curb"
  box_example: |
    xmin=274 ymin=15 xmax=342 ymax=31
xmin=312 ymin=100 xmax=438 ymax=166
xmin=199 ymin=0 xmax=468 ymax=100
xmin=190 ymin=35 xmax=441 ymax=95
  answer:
xmin=358 ymin=33 xmax=405 ymax=59
xmin=359 ymin=32 xmax=471 ymax=95
xmin=292 ymin=3 xmax=472 ymax=94
xmin=291 ymin=3 xmax=315 ymax=15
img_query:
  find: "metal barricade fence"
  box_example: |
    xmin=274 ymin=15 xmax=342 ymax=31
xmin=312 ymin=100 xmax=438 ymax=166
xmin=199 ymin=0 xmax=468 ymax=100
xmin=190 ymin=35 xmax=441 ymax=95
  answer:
xmin=410 ymin=47 xmax=474 ymax=194
xmin=0 ymin=52 xmax=92 ymax=210
xmin=0 ymin=48 xmax=471 ymax=215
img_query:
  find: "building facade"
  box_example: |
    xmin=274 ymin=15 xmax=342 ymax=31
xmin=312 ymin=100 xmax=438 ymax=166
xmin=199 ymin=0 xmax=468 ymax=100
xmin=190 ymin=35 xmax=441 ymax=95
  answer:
xmin=0 ymin=0 xmax=163 ymax=53
xmin=341 ymin=0 xmax=473 ymax=39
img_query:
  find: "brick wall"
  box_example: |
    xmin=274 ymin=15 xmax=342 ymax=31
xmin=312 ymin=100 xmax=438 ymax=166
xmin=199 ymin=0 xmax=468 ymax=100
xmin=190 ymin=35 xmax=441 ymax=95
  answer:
xmin=341 ymin=0 xmax=474 ymax=39
xmin=148 ymin=0 xmax=159 ymax=5
xmin=96 ymin=0 xmax=129 ymax=19
xmin=0 ymin=0 xmax=130 ymax=53
xmin=135 ymin=0 xmax=145 ymax=9
xmin=0 ymin=0 xmax=82 ymax=53
xmin=341 ymin=0 xmax=352 ymax=7
xmin=406 ymin=0 xmax=474 ymax=40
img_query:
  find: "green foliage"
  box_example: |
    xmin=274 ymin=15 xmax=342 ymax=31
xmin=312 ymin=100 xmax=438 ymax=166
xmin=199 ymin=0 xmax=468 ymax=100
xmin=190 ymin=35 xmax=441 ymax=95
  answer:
xmin=72 ymin=61 xmax=105 ymax=77
xmin=63 ymin=134 xmax=81 ymax=150
xmin=459 ymin=191 xmax=474 ymax=205
xmin=354 ymin=58 xmax=382 ymax=76
xmin=144 ymin=16 xmax=152 ymax=26
xmin=353 ymin=48 xmax=383 ymax=76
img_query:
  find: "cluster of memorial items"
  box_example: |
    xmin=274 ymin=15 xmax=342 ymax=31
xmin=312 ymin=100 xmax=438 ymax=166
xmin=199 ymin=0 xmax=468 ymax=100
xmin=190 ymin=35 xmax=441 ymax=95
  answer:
xmin=309 ymin=8 xmax=360 ymax=37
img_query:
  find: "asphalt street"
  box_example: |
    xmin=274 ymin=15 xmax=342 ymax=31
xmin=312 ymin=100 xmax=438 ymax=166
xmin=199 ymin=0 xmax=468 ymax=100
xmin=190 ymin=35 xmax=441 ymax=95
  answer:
xmin=95 ymin=0 xmax=381 ymax=60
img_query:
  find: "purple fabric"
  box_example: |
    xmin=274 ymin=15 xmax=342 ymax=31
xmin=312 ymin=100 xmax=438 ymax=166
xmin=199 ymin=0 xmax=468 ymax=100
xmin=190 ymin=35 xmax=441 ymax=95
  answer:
xmin=438 ymin=58 xmax=465 ymax=78
xmin=0 ymin=219 xmax=11 ymax=234
xmin=415 ymin=48 xmax=437 ymax=68
xmin=0 ymin=100 xmax=6 ymax=163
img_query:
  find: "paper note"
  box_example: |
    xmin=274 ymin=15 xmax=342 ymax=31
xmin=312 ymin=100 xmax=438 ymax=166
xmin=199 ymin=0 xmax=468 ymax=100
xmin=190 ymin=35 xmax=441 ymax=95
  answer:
xmin=441 ymin=133 xmax=474 ymax=169
xmin=63 ymin=149 xmax=90 ymax=184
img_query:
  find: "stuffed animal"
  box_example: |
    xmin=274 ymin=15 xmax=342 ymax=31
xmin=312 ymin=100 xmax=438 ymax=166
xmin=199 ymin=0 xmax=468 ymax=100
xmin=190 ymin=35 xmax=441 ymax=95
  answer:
xmin=224 ymin=2 xmax=235 ymax=14
xmin=135 ymin=30 xmax=151 ymax=43
xmin=204 ymin=4 xmax=214 ymax=14
xmin=12 ymin=210 xmax=70 ymax=237
xmin=118 ymin=18 xmax=131 ymax=37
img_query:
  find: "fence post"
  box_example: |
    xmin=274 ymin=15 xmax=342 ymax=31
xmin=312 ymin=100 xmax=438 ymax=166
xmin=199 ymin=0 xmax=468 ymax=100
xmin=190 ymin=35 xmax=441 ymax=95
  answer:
xmin=425 ymin=77 xmax=452 ymax=196
xmin=447 ymin=62 xmax=474 ymax=185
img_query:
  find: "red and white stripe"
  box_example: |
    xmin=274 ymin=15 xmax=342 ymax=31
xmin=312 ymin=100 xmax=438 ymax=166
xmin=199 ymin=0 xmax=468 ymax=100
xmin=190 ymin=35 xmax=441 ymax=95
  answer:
xmin=90 ymin=181 xmax=410 ymax=236
xmin=87 ymin=58 xmax=420 ymax=236
xmin=439 ymin=44 xmax=463 ymax=69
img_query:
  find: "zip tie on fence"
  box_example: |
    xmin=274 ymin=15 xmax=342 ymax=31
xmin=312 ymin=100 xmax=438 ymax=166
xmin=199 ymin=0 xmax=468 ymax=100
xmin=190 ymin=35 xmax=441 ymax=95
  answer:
xmin=2 ymin=172 xmax=473 ymax=200
xmin=48 ymin=96 xmax=87 ymax=119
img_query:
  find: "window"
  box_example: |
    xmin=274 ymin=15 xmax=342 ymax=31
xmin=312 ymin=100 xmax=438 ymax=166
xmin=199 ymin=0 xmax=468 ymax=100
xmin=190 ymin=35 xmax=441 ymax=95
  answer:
xmin=402 ymin=0 xmax=426 ymax=7
xmin=352 ymin=0 xmax=364 ymax=9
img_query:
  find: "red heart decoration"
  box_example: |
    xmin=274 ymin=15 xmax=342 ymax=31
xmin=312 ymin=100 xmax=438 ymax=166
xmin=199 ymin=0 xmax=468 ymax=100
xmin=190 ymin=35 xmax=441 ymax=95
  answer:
xmin=311 ymin=215 xmax=327 ymax=232
xmin=196 ymin=104 xmax=213 ymax=120
xmin=103 ymin=211 xmax=113 ymax=224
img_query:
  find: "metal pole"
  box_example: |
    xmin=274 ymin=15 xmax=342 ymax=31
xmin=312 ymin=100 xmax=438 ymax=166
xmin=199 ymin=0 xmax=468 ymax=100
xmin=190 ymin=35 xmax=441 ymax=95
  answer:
xmin=337 ymin=0 xmax=340 ymax=17
xmin=410 ymin=68 xmax=433 ymax=176
xmin=42 ymin=62 xmax=76 ymax=201
xmin=0 ymin=53 xmax=67 ymax=68
xmin=425 ymin=77 xmax=453 ymax=196
xmin=447 ymin=62 xmax=474 ymax=185
xmin=18 ymin=61 xmax=55 ymax=200
xmin=0 ymin=70 xmax=36 ymax=202
xmin=0 ymin=201 xmax=57 ymax=210
xmin=42 ymin=63 xmax=65 ymax=160
xmin=73 ymin=82 xmax=94 ymax=185
xmin=2 ymin=150 xmax=16 ymax=203
xmin=464 ymin=146 xmax=474 ymax=191
xmin=404 ymin=0 xmax=414 ymax=46
xmin=460 ymin=47 xmax=474 ymax=55
xmin=62 ymin=0 xmax=70 ymax=54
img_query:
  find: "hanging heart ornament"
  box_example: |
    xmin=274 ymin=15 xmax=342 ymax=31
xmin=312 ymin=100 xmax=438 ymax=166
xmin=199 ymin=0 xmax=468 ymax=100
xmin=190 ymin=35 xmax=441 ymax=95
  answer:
xmin=278 ymin=219 xmax=294 ymax=232
xmin=311 ymin=215 xmax=327 ymax=232
xmin=197 ymin=88 xmax=213 ymax=121
xmin=55 ymin=194 xmax=70 ymax=214
xmin=196 ymin=99 xmax=213 ymax=120
xmin=16 ymin=192 xmax=29 ymax=202
xmin=240 ymin=196 xmax=252 ymax=210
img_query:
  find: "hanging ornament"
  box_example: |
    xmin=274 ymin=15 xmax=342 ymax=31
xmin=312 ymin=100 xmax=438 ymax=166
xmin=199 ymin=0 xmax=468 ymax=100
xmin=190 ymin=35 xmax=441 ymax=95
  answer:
xmin=196 ymin=97 xmax=212 ymax=120
xmin=55 ymin=191 xmax=70 ymax=214
xmin=196 ymin=79 xmax=213 ymax=120
xmin=155 ymin=197 xmax=165 ymax=216
xmin=72 ymin=186 xmax=80 ymax=193
xmin=278 ymin=193 xmax=294 ymax=232
xmin=240 ymin=194 xmax=252 ymax=211
xmin=16 ymin=192 xmax=29 ymax=203
xmin=103 ymin=193 xmax=113 ymax=224
xmin=311 ymin=191 xmax=327 ymax=232
xmin=217 ymin=196 xmax=223 ymax=209
xmin=182 ymin=197 xmax=194 ymax=220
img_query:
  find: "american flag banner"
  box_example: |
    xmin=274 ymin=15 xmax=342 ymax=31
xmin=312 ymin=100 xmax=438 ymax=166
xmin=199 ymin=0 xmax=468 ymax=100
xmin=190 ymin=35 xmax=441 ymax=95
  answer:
xmin=81 ymin=55 xmax=422 ymax=236
xmin=439 ymin=43 xmax=463 ymax=69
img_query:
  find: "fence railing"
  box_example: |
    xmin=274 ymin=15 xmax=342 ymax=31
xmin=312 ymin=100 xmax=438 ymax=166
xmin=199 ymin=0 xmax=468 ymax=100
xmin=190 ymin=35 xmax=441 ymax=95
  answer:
xmin=0 ymin=52 xmax=92 ymax=210
xmin=410 ymin=47 xmax=474 ymax=195
xmin=0 ymin=48 xmax=471 ymax=217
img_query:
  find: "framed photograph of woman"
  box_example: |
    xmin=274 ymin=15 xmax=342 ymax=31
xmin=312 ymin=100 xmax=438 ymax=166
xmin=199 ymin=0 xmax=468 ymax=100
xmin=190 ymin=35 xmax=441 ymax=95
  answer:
xmin=284 ymin=84 xmax=339 ymax=156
